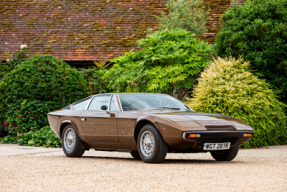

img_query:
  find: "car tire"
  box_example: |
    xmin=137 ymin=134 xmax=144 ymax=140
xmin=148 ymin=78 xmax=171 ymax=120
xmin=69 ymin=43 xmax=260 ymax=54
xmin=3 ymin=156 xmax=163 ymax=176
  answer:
xmin=210 ymin=146 xmax=239 ymax=161
xmin=62 ymin=124 xmax=85 ymax=157
xmin=130 ymin=150 xmax=141 ymax=159
xmin=137 ymin=124 xmax=168 ymax=163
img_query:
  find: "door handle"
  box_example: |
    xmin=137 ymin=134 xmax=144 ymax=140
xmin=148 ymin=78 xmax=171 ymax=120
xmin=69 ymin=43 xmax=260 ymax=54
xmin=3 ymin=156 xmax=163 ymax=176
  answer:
xmin=81 ymin=118 xmax=86 ymax=122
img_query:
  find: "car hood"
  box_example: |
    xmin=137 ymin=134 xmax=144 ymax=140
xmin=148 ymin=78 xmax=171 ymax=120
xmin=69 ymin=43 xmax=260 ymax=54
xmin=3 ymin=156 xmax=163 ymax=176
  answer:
xmin=133 ymin=110 xmax=252 ymax=129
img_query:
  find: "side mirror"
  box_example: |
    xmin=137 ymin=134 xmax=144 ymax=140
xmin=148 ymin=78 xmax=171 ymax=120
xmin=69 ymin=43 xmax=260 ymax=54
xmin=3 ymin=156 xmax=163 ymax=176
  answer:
xmin=101 ymin=105 xmax=108 ymax=110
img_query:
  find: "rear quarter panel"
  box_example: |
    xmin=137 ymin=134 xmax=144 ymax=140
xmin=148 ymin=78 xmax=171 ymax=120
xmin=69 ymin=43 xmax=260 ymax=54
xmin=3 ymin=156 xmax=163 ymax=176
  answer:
xmin=47 ymin=110 xmax=87 ymax=142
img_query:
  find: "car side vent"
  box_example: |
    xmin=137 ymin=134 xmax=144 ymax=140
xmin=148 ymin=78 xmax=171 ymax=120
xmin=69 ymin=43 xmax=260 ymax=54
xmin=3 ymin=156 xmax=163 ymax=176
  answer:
xmin=205 ymin=125 xmax=236 ymax=131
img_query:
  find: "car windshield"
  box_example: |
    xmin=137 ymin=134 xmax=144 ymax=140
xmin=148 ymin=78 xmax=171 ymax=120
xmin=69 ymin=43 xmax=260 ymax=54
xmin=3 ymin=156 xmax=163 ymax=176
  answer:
xmin=119 ymin=94 xmax=192 ymax=111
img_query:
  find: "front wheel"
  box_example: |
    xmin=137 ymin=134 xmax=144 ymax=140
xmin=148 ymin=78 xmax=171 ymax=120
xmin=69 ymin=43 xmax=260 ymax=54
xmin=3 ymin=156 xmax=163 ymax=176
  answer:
xmin=137 ymin=124 xmax=168 ymax=163
xmin=62 ymin=124 xmax=85 ymax=157
xmin=210 ymin=146 xmax=239 ymax=161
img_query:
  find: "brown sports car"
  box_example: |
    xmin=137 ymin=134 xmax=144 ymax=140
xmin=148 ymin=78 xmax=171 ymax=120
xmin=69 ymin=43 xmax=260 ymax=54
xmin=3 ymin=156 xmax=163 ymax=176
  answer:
xmin=47 ymin=93 xmax=254 ymax=163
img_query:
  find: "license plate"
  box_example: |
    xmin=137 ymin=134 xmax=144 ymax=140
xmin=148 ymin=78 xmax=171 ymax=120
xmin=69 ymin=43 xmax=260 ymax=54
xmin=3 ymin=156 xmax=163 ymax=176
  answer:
xmin=203 ymin=142 xmax=230 ymax=150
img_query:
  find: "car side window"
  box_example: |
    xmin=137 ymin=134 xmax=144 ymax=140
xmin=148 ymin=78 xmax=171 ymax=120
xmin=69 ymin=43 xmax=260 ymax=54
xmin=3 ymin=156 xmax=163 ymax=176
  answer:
xmin=110 ymin=95 xmax=119 ymax=112
xmin=88 ymin=96 xmax=111 ymax=111
xmin=73 ymin=98 xmax=91 ymax=110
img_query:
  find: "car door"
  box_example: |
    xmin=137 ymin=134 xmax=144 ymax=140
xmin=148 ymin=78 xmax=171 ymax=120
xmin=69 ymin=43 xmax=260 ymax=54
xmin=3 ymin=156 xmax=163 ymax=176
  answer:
xmin=80 ymin=95 xmax=119 ymax=143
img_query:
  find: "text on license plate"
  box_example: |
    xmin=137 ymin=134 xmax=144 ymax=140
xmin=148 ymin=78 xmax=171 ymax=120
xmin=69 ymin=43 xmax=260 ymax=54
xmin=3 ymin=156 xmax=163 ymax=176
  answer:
xmin=203 ymin=142 xmax=230 ymax=150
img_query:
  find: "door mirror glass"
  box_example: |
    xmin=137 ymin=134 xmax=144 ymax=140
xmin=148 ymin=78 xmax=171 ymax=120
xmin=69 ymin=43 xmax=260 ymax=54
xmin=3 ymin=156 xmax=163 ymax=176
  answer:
xmin=101 ymin=105 xmax=108 ymax=110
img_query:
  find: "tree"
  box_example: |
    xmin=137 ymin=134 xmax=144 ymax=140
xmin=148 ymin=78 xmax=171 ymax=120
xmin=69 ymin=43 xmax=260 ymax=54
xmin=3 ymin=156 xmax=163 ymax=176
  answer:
xmin=157 ymin=0 xmax=210 ymax=37
xmin=103 ymin=29 xmax=212 ymax=100
xmin=214 ymin=0 xmax=287 ymax=105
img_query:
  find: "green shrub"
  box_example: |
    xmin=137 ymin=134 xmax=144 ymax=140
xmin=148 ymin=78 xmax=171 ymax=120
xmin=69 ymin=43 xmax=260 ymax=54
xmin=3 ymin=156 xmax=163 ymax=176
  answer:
xmin=0 ymin=55 xmax=88 ymax=129
xmin=0 ymin=46 xmax=29 ymax=132
xmin=0 ymin=54 xmax=88 ymax=105
xmin=186 ymin=57 xmax=287 ymax=148
xmin=18 ymin=126 xmax=61 ymax=148
xmin=0 ymin=135 xmax=18 ymax=144
xmin=103 ymin=29 xmax=212 ymax=100
xmin=0 ymin=126 xmax=61 ymax=148
xmin=214 ymin=0 xmax=287 ymax=105
xmin=156 ymin=0 xmax=209 ymax=37
xmin=0 ymin=45 xmax=29 ymax=80
xmin=3 ymin=100 xmax=59 ymax=135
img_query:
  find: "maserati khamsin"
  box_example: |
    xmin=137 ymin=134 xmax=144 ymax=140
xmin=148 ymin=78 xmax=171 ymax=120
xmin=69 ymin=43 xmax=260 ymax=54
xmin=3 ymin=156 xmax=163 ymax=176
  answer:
xmin=47 ymin=93 xmax=254 ymax=163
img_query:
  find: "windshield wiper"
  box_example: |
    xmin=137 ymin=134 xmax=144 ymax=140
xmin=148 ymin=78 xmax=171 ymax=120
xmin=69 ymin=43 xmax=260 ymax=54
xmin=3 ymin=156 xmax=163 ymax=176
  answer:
xmin=152 ymin=106 xmax=181 ymax=110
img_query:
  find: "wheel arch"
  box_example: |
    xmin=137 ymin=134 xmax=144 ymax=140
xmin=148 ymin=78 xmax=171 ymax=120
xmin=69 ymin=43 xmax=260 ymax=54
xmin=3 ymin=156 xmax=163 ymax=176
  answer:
xmin=59 ymin=120 xmax=78 ymax=139
xmin=134 ymin=119 xmax=161 ymax=143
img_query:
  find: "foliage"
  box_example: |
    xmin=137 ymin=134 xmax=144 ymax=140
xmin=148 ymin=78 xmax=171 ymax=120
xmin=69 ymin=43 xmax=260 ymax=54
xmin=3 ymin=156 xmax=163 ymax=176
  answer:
xmin=18 ymin=126 xmax=61 ymax=148
xmin=94 ymin=60 xmax=110 ymax=69
xmin=214 ymin=0 xmax=287 ymax=105
xmin=186 ymin=57 xmax=287 ymax=148
xmin=79 ymin=62 xmax=112 ymax=95
xmin=0 ymin=46 xmax=29 ymax=132
xmin=0 ymin=46 xmax=29 ymax=80
xmin=156 ymin=0 xmax=210 ymax=37
xmin=0 ymin=55 xmax=88 ymax=129
xmin=3 ymin=100 xmax=59 ymax=135
xmin=0 ymin=126 xmax=61 ymax=148
xmin=0 ymin=54 xmax=88 ymax=105
xmin=103 ymin=29 xmax=212 ymax=100
xmin=0 ymin=135 xmax=18 ymax=144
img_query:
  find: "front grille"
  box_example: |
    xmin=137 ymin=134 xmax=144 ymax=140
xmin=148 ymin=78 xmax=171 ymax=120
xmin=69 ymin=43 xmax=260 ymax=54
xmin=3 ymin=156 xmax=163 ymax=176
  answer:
xmin=178 ymin=144 xmax=192 ymax=149
xmin=205 ymin=125 xmax=236 ymax=131
xmin=197 ymin=137 xmax=239 ymax=146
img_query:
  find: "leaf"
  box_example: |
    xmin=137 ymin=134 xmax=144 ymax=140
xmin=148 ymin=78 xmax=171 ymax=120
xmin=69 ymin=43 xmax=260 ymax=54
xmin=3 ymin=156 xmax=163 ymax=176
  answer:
xmin=28 ymin=140 xmax=34 ymax=146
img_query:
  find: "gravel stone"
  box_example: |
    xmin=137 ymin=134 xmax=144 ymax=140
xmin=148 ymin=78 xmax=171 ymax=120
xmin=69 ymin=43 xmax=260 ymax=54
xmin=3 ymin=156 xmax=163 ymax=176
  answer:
xmin=0 ymin=144 xmax=286 ymax=191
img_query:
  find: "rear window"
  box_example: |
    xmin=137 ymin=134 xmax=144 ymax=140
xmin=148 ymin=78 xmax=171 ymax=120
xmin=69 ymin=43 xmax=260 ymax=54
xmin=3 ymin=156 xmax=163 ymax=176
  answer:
xmin=72 ymin=97 xmax=92 ymax=110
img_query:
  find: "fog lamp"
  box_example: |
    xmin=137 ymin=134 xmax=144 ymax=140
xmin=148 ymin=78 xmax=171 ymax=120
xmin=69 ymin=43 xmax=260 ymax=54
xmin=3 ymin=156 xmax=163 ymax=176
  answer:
xmin=243 ymin=133 xmax=253 ymax=138
xmin=187 ymin=134 xmax=201 ymax=138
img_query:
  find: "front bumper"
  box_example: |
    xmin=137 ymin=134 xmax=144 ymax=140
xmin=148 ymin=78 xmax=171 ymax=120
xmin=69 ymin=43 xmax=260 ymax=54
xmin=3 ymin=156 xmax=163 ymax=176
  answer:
xmin=172 ymin=131 xmax=253 ymax=153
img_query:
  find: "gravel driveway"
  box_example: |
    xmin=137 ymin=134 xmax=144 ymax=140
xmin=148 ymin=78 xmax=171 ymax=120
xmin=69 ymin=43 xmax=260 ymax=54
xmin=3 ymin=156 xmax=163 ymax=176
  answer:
xmin=0 ymin=144 xmax=286 ymax=191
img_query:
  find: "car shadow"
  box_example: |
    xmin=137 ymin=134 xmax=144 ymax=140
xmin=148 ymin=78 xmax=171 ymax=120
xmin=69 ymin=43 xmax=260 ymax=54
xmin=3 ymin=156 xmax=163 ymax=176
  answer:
xmin=80 ymin=156 xmax=248 ymax=164
xmin=81 ymin=156 xmax=140 ymax=161
xmin=162 ymin=159 xmax=245 ymax=164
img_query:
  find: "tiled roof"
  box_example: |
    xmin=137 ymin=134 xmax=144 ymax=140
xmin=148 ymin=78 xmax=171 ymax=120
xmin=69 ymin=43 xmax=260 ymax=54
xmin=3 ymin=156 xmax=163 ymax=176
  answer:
xmin=0 ymin=0 xmax=244 ymax=62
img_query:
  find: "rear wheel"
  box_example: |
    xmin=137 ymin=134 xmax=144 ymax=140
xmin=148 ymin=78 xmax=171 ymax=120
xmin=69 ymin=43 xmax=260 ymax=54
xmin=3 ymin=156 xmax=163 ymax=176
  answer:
xmin=210 ymin=146 xmax=239 ymax=161
xmin=62 ymin=124 xmax=85 ymax=157
xmin=137 ymin=124 xmax=168 ymax=163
